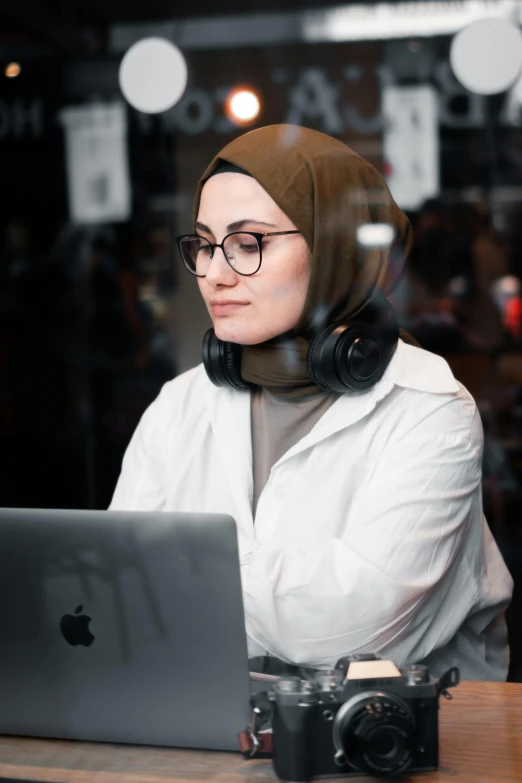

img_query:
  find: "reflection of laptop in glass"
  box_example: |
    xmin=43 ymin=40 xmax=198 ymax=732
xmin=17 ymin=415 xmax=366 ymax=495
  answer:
xmin=0 ymin=508 xmax=252 ymax=751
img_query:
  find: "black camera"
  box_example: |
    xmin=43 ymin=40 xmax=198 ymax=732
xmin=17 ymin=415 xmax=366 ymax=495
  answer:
xmin=270 ymin=655 xmax=459 ymax=781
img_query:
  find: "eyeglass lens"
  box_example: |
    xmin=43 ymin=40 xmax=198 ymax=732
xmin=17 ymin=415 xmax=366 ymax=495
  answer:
xmin=180 ymin=233 xmax=261 ymax=276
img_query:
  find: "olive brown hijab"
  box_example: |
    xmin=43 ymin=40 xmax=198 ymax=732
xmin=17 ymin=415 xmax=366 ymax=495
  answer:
xmin=194 ymin=124 xmax=416 ymax=400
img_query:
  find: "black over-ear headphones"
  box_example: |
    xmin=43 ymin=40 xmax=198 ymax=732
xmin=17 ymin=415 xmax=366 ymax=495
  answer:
xmin=202 ymin=329 xmax=249 ymax=390
xmin=202 ymin=292 xmax=399 ymax=394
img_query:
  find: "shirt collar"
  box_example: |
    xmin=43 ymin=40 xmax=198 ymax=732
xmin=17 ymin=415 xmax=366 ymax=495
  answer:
xmin=258 ymin=340 xmax=459 ymax=466
xmin=207 ymin=339 xmax=460 ymax=471
xmin=389 ymin=340 xmax=460 ymax=394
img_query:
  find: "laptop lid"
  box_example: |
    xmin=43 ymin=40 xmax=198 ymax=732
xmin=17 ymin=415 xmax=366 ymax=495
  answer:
xmin=0 ymin=508 xmax=252 ymax=751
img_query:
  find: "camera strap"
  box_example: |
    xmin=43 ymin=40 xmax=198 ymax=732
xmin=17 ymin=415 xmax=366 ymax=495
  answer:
xmin=237 ymin=691 xmax=274 ymax=759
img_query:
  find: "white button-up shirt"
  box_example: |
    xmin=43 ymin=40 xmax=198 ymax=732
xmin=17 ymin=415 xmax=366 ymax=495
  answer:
xmin=110 ymin=340 xmax=513 ymax=679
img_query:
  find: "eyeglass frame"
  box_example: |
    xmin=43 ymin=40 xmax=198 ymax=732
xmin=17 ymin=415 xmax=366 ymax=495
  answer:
xmin=175 ymin=230 xmax=302 ymax=277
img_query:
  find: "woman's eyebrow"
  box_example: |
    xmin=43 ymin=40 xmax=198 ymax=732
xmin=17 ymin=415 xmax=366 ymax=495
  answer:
xmin=227 ymin=219 xmax=278 ymax=232
xmin=195 ymin=219 xmax=278 ymax=235
xmin=195 ymin=221 xmax=212 ymax=235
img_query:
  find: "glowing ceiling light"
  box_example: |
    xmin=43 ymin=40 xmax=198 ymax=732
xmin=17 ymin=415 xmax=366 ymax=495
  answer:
xmin=5 ymin=62 xmax=21 ymax=78
xmin=450 ymin=18 xmax=522 ymax=95
xmin=119 ymin=37 xmax=188 ymax=114
xmin=226 ymin=88 xmax=261 ymax=123
xmin=303 ymin=0 xmax=519 ymax=42
xmin=357 ymin=223 xmax=396 ymax=248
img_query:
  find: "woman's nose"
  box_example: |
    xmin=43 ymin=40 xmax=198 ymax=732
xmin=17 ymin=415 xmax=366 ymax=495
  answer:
xmin=205 ymin=247 xmax=238 ymax=288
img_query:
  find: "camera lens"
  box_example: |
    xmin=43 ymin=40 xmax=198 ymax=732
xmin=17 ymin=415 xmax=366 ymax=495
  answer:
xmin=333 ymin=692 xmax=415 ymax=776
xmin=365 ymin=724 xmax=406 ymax=766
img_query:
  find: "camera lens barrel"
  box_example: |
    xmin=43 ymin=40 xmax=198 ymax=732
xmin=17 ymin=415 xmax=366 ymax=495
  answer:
xmin=332 ymin=691 xmax=415 ymax=776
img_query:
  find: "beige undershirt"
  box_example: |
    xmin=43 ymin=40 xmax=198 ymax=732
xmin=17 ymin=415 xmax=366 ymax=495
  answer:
xmin=251 ymin=389 xmax=340 ymax=517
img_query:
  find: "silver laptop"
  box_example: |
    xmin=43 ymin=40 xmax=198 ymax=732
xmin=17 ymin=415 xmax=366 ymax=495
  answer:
xmin=0 ymin=508 xmax=252 ymax=750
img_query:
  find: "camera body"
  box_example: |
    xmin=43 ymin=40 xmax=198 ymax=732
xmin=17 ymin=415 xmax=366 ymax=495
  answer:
xmin=270 ymin=655 xmax=459 ymax=781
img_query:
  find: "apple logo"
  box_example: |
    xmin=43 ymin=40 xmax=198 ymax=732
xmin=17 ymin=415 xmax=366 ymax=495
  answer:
xmin=59 ymin=605 xmax=95 ymax=647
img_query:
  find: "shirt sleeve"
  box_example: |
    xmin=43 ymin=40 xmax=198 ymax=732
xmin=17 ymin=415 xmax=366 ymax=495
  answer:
xmin=239 ymin=399 xmax=486 ymax=668
xmin=108 ymin=398 xmax=167 ymax=512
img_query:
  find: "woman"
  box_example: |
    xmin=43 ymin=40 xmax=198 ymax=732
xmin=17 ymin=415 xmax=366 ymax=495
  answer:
xmin=110 ymin=125 xmax=512 ymax=679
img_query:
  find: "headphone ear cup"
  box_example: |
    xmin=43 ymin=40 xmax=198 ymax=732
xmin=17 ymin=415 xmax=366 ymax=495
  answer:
xmin=202 ymin=329 xmax=251 ymax=391
xmin=307 ymin=298 xmax=399 ymax=393
xmin=307 ymin=326 xmax=338 ymax=391
xmin=308 ymin=324 xmax=375 ymax=393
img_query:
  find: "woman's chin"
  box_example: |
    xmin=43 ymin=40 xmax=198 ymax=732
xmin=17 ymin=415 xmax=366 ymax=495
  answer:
xmin=214 ymin=324 xmax=275 ymax=346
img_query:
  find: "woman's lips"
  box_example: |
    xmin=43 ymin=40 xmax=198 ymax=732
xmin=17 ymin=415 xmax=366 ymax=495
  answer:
xmin=210 ymin=302 xmax=249 ymax=316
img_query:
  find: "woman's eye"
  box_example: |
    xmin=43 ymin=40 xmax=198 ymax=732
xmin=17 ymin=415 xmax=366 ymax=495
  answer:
xmin=239 ymin=243 xmax=258 ymax=253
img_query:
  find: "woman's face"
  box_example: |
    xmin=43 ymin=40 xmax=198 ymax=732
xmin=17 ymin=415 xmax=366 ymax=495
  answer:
xmin=196 ymin=172 xmax=311 ymax=345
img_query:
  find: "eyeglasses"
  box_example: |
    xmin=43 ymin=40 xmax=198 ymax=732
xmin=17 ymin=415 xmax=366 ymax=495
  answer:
xmin=175 ymin=230 xmax=302 ymax=277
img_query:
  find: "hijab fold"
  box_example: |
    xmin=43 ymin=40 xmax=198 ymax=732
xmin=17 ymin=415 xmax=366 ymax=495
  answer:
xmin=194 ymin=124 xmax=416 ymax=400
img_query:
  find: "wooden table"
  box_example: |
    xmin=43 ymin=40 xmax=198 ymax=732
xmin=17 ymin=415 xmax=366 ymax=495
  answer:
xmin=0 ymin=681 xmax=520 ymax=783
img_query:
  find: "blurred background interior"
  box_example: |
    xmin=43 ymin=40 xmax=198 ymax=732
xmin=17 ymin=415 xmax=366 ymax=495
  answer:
xmin=1 ymin=0 xmax=522 ymax=679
